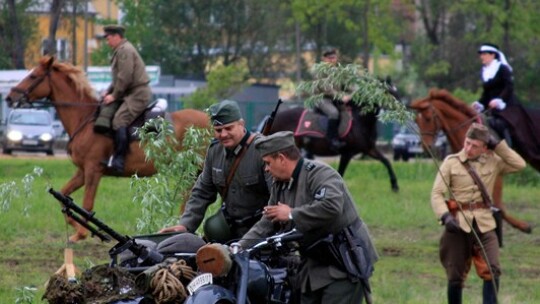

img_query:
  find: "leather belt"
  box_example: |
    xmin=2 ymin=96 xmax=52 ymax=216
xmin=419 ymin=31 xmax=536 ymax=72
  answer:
xmin=459 ymin=201 xmax=489 ymax=211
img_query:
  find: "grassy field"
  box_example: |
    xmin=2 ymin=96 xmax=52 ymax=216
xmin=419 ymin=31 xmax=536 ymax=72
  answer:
xmin=0 ymin=157 xmax=539 ymax=303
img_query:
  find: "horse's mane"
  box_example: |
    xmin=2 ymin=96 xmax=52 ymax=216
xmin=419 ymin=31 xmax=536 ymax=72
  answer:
xmin=428 ymin=88 xmax=477 ymax=118
xmin=40 ymin=57 xmax=97 ymax=100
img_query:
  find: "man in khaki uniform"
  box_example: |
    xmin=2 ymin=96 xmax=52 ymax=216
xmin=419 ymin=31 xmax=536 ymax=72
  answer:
xmin=95 ymin=24 xmax=152 ymax=173
xmin=431 ymin=123 xmax=525 ymax=304
xmin=240 ymin=131 xmax=378 ymax=304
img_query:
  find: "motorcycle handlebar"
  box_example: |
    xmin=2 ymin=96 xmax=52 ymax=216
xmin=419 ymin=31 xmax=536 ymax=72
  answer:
xmin=249 ymin=229 xmax=303 ymax=251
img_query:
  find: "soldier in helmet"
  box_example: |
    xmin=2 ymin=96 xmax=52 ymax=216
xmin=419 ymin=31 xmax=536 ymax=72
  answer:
xmin=159 ymin=100 xmax=271 ymax=243
xmin=95 ymin=24 xmax=152 ymax=174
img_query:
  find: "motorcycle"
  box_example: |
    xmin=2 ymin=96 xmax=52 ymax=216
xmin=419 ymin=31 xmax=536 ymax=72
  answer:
xmin=185 ymin=229 xmax=304 ymax=304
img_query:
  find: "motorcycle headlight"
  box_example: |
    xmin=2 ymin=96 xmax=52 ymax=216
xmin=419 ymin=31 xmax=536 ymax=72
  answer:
xmin=7 ymin=130 xmax=23 ymax=141
xmin=40 ymin=133 xmax=53 ymax=141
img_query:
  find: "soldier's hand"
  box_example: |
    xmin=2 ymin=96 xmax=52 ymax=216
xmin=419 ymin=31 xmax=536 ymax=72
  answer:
xmin=486 ymin=134 xmax=501 ymax=150
xmin=263 ymin=202 xmax=291 ymax=222
xmin=158 ymin=225 xmax=187 ymax=234
xmin=441 ymin=212 xmax=460 ymax=233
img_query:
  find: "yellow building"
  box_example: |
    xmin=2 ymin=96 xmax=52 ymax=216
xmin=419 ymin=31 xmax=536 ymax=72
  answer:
xmin=25 ymin=0 xmax=120 ymax=68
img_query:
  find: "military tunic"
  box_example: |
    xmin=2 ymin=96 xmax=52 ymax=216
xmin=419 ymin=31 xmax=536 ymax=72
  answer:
xmin=241 ymin=158 xmax=378 ymax=294
xmin=431 ymin=140 xmax=526 ymax=232
xmin=107 ymin=39 xmax=151 ymax=129
xmin=179 ymin=131 xmax=271 ymax=238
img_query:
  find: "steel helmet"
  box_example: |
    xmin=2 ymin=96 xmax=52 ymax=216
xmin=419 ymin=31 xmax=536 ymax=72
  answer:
xmin=203 ymin=210 xmax=232 ymax=243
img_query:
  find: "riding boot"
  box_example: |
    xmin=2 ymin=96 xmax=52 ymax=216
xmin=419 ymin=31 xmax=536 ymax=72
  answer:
xmin=327 ymin=118 xmax=344 ymax=151
xmin=108 ymin=127 xmax=128 ymax=174
xmin=447 ymin=282 xmax=463 ymax=304
xmin=482 ymin=278 xmax=499 ymax=304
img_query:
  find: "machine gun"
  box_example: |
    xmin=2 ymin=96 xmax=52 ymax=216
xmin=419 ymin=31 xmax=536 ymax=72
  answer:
xmin=49 ymin=188 xmax=164 ymax=267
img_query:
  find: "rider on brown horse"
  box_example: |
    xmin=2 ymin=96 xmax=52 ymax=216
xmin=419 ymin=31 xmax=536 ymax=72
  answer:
xmin=95 ymin=24 xmax=152 ymax=174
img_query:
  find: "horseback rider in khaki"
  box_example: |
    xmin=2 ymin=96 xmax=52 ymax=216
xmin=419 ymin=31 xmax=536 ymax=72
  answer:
xmin=95 ymin=24 xmax=152 ymax=173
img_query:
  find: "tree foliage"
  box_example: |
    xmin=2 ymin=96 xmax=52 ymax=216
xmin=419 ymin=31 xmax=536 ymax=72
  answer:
xmin=297 ymin=62 xmax=412 ymax=123
xmin=130 ymin=118 xmax=211 ymax=233
xmin=0 ymin=0 xmax=37 ymax=69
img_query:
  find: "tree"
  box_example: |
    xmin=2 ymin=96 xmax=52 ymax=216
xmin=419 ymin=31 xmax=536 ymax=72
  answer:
xmin=42 ymin=0 xmax=64 ymax=56
xmin=0 ymin=0 xmax=36 ymax=69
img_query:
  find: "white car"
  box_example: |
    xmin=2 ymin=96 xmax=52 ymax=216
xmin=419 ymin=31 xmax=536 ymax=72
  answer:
xmin=1 ymin=109 xmax=56 ymax=155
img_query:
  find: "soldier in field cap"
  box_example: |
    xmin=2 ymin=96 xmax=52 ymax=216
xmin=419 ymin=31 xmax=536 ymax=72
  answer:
xmin=95 ymin=23 xmax=152 ymax=174
xmin=159 ymin=99 xmax=271 ymax=244
xmin=241 ymin=130 xmax=378 ymax=303
xmin=209 ymin=99 xmax=242 ymax=126
xmin=431 ymin=121 xmax=526 ymax=304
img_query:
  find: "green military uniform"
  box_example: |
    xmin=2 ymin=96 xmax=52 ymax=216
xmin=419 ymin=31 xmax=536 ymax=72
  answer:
xmin=431 ymin=124 xmax=525 ymax=303
xmin=180 ymin=100 xmax=271 ymax=242
xmin=241 ymin=132 xmax=378 ymax=303
xmin=179 ymin=131 xmax=271 ymax=240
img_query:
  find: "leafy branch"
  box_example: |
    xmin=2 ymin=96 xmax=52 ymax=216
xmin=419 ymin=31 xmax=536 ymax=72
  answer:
xmin=297 ymin=63 xmax=414 ymax=124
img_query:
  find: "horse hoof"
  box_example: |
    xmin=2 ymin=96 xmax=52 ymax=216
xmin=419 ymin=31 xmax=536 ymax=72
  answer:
xmin=392 ymin=185 xmax=400 ymax=193
xmin=521 ymin=225 xmax=532 ymax=234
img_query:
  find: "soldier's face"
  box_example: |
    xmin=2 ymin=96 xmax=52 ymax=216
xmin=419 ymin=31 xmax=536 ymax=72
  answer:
xmin=105 ymin=34 xmax=122 ymax=48
xmin=213 ymin=120 xmax=245 ymax=149
xmin=464 ymin=137 xmax=487 ymax=160
xmin=262 ymin=154 xmax=289 ymax=181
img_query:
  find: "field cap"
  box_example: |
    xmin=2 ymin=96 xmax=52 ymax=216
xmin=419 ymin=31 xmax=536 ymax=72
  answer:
xmin=466 ymin=123 xmax=490 ymax=143
xmin=103 ymin=24 xmax=125 ymax=37
xmin=209 ymin=100 xmax=242 ymax=126
xmin=255 ymin=131 xmax=295 ymax=156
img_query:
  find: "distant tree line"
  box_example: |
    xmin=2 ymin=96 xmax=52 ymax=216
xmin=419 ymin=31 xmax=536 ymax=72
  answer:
xmin=1 ymin=0 xmax=539 ymax=104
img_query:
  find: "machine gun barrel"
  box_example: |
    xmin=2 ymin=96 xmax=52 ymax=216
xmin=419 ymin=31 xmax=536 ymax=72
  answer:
xmin=49 ymin=188 xmax=164 ymax=266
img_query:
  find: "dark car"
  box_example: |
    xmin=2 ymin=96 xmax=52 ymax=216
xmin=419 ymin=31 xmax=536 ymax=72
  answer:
xmin=1 ymin=109 xmax=56 ymax=155
xmin=392 ymin=126 xmax=448 ymax=161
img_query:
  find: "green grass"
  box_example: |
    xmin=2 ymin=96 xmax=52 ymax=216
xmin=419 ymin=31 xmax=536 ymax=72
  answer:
xmin=0 ymin=158 xmax=539 ymax=303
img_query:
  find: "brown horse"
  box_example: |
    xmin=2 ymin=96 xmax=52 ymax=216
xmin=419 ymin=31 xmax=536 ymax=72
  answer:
xmin=5 ymin=56 xmax=210 ymax=242
xmin=410 ymin=88 xmax=531 ymax=233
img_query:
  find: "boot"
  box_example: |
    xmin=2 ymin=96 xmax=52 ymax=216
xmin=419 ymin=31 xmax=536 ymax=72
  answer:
xmin=447 ymin=282 xmax=462 ymax=304
xmin=482 ymin=278 xmax=499 ymax=304
xmin=108 ymin=127 xmax=128 ymax=174
xmin=327 ymin=118 xmax=344 ymax=151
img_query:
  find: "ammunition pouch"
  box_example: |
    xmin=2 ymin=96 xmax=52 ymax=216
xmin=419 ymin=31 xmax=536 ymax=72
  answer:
xmin=302 ymin=219 xmax=374 ymax=280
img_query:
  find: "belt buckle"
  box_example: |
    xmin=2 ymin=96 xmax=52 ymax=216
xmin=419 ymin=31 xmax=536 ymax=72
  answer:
xmin=468 ymin=201 xmax=476 ymax=211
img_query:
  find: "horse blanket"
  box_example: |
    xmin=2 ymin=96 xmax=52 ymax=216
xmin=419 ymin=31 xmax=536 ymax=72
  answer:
xmin=295 ymin=108 xmax=353 ymax=138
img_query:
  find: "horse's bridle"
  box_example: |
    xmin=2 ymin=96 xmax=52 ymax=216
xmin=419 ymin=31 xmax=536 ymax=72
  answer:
xmin=9 ymin=69 xmax=53 ymax=108
xmin=417 ymin=104 xmax=442 ymax=138
xmin=9 ymin=66 xmax=100 ymax=148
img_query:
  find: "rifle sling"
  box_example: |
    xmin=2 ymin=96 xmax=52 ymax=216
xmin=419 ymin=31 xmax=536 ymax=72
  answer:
xmin=220 ymin=134 xmax=256 ymax=201
xmin=461 ymin=160 xmax=494 ymax=208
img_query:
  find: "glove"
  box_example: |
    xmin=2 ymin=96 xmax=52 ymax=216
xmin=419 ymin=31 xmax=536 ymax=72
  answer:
xmin=486 ymin=133 xmax=501 ymax=150
xmin=471 ymin=101 xmax=484 ymax=113
xmin=441 ymin=212 xmax=460 ymax=233
xmin=489 ymin=98 xmax=506 ymax=110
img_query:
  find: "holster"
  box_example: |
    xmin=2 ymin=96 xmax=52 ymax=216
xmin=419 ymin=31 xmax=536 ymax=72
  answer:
xmin=492 ymin=208 xmax=503 ymax=247
xmin=302 ymin=219 xmax=374 ymax=280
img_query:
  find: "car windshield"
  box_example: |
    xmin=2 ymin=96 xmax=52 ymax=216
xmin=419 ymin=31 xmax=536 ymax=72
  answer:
xmin=9 ymin=112 xmax=51 ymax=126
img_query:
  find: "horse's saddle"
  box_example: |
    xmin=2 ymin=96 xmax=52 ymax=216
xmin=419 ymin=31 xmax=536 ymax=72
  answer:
xmin=295 ymin=106 xmax=353 ymax=138
xmin=127 ymin=100 xmax=171 ymax=141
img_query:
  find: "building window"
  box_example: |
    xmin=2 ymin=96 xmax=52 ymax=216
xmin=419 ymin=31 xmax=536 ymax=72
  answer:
xmin=41 ymin=38 xmax=70 ymax=61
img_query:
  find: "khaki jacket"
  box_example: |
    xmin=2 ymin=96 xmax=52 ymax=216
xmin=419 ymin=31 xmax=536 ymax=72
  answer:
xmin=431 ymin=140 xmax=526 ymax=232
xmin=108 ymin=39 xmax=150 ymax=100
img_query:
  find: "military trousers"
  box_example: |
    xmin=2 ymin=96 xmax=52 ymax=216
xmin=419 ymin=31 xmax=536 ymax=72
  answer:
xmin=316 ymin=99 xmax=340 ymax=120
xmin=439 ymin=220 xmax=500 ymax=286
xmin=301 ymin=278 xmax=364 ymax=304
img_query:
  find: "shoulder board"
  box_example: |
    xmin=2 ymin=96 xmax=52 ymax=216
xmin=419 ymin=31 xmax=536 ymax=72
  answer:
xmin=304 ymin=162 xmax=316 ymax=171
